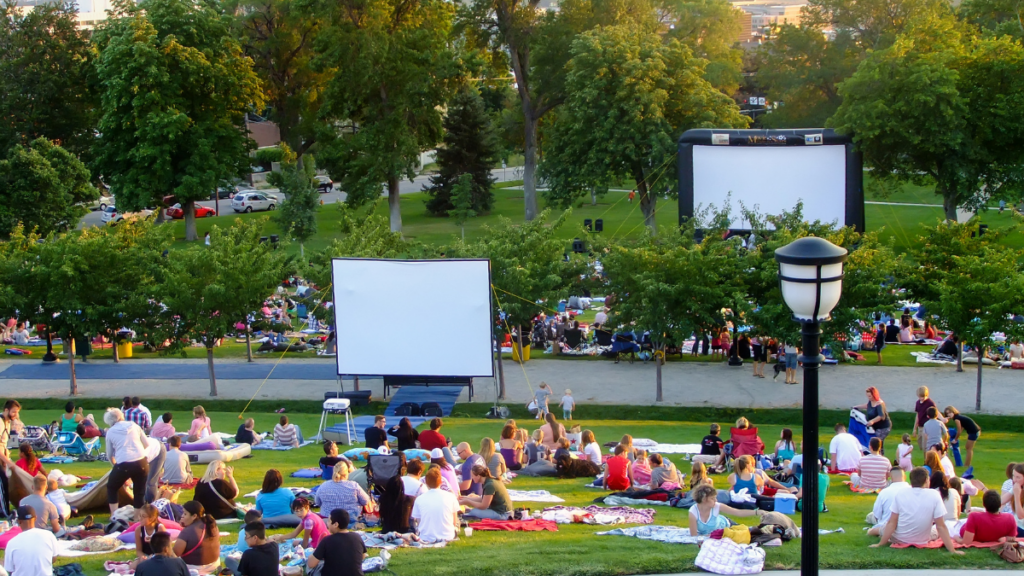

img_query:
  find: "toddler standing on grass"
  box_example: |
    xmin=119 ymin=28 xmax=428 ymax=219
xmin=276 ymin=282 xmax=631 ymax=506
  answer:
xmin=560 ymin=389 xmax=575 ymax=420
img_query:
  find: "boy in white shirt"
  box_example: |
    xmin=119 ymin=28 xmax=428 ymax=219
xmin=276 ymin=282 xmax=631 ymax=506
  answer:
xmin=160 ymin=436 xmax=193 ymax=485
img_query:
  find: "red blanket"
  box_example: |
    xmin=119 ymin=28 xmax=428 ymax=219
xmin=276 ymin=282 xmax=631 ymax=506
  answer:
xmin=471 ymin=519 xmax=558 ymax=532
xmin=164 ymin=478 xmax=200 ymax=490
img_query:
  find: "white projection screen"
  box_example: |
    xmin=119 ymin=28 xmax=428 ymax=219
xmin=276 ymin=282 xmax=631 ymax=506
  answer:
xmin=331 ymin=259 xmax=494 ymax=377
xmin=678 ymin=129 xmax=864 ymax=232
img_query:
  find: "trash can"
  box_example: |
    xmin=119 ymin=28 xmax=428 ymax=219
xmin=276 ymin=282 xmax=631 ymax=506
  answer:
xmin=117 ymin=341 xmax=133 ymax=358
xmin=512 ymin=343 xmax=530 ymax=362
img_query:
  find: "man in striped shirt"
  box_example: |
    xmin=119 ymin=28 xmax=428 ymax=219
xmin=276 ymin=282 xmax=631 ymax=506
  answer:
xmin=851 ymin=437 xmax=891 ymax=491
xmin=124 ymin=396 xmax=151 ymax=433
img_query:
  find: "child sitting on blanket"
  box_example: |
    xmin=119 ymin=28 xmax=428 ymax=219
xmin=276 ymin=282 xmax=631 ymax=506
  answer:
xmin=270 ymin=498 xmax=328 ymax=549
xmin=632 ymin=449 xmax=652 ymax=486
xmin=46 ymin=479 xmax=73 ymax=524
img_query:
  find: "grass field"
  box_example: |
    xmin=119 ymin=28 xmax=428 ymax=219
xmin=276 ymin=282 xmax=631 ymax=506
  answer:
xmin=3 ymin=406 xmax=1019 ymax=575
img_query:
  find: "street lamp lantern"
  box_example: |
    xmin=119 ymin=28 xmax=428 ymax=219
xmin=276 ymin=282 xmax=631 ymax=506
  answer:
xmin=774 ymin=236 xmax=847 ymax=576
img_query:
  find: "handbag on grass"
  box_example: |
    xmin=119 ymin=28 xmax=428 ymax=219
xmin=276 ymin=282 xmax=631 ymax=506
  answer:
xmin=694 ymin=537 xmax=766 ymax=575
xmin=996 ymin=540 xmax=1024 ymax=563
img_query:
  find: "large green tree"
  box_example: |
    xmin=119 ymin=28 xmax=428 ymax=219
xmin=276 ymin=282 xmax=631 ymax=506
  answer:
xmin=425 ymin=87 xmax=500 ymax=216
xmin=0 ymin=138 xmax=98 ymax=237
xmin=160 ymin=218 xmax=295 ymax=395
xmin=272 ymin=161 xmax=320 ymax=257
xmin=541 ymin=25 xmax=747 ymax=234
xmin=93 ymin=0 xmax=264 ymax=240
xmin=226 ymin=0 xmax=328 ymax=157
xmin=313 ymin=0 xmax=459 ymax=233
xmin=662 ymin=0 xmax=744 ymax=94
xmin=0 ymin=1 xmax=97 ymax=156
xmin=830 ymin=16 xmax=1024 ymax=219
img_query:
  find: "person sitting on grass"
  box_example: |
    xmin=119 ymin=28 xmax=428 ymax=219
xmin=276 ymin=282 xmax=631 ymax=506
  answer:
xmin=870 ymin=467 xmax=963 ymax=554
xmin=693 ymin=423 xmax=726 ymax=472
xmin=727 ymin=455 xmax=763 ymax=497
xmin=235 ymin=521 xmax=279 ymax=576
xmin=851 ymin=438 xmax=892 ymax=491
xmin=525 ymin=429 xmax=548 ymax=465
xmin=255 ymin=469 xmax=298 ymax=528
xmin=688 ymin=484 xmax=757 ymax=536
xmin=402 ymin=460 xmax=426 ymax=497
xmin=135 ymin=531 xmax=189 ymax=576
xmin=235 ymin=418 xmax=262 ymax=445
xmin=603 ymin=444 xmax=634 ymax=491
xmin=14 ymin=443 xmax=45 ymax=477
xmin=150 ymin=413 xmax=175 ymax=440
xmin=273 ymin=416 xmax=299 ymax=448
xmin=412 ymin=467 xmax=459 ymax=543
xmin=19 ymin=474 xmax=62 ymax=534
xmin=956 ymin=489 xmax=1017 ymax=545
xmin=497 ymin=425 xmax=524 ymax=471
xmin=162 ymin=436 xmax=193 ymax=485
xmin=60 ymin=402 xmax=84 ymax=433
xmin=130 ymin=504 xmax=167 ymax=570
xmin=187 ymin=406 xmax=211 ymax=443
xmin=828 ymin=423 xmax=862 ymax=473
xmin=271 ymin=497 xmax=329 ymax=549
xmin=930 ymin=470 xmax=960 ymax=521
xmin=458 ymin=465 xmax=513 ymax=520
xmin=173 ymin=501 xmax=223 ymax=574
xmin=868 ymin=469 xmax=911 ymax=536
xmin=647 ymin=454 xmax=680 ymax=490
xmin=581 ymin=430 xmax=602 ymax=467
xmin=306 ymin=510 xmax=366 ymax=576
xmin=479 ymin=438 xmax=507 ymax=480
xmin=316 ymin=461 xmax=373 ymax=525
xmin=418 ymin=418 xmax=448 ymax=452
xmin=319 ymin=440 xmax=346 ymax=469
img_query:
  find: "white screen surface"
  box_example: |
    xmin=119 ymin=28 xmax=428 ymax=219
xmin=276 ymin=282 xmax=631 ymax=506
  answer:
xmin=332 ymin=259 xmax=493 ymax=377
xmin=693 ymin=145 xmax=847 ymax=229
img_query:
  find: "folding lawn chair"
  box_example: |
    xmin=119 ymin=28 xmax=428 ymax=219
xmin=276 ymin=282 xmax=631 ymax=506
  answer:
xmin=52 ymin=430 xmax=101 ymax=458
xmin=594 ymin=328 xmax=613 ymax=347
xmin=366 ymin=453 xmax=406 ymax=499
xmin=563 ymin=328 xmax=585 ymax=353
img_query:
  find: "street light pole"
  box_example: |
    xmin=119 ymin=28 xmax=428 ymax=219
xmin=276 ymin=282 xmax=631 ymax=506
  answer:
xmin=798 ymin=319 xmax=821 ymax=575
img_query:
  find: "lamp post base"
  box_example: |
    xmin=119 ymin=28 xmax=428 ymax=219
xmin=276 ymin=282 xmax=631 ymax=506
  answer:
xmin=728 ymin=356 xmax=743 ymax=366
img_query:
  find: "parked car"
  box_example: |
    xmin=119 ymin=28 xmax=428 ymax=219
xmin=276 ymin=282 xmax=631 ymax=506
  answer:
xmin=86 ymin=195 xmax=115 ymax=211
xmin=315 ymin=175 xmax=333 ymax=193
xmin=166 ymin=204 xmax=216 ymax=219
xmin=231 ymin=192 xmax=279 ymax=213
xmin=102 ymin=206 xmax=154 ymax=226
xmin=211 ymin=186 xmax=241 ymax=200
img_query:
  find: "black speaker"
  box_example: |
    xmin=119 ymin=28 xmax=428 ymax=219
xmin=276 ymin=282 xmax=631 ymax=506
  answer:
xmin=595 ymin=219 xmax=603 ymax=232
xmin=584 ymin=218 xmax=592 ymax=231
xmin=572 ymin=238 xmax=585 ymax=253
xmin=259 ymin=236 xmax=268 ymax=244
xmin=270 ymin=234 xmax=279 ymax=243
xmin=979 ymin=224 xmax=989 ymax=236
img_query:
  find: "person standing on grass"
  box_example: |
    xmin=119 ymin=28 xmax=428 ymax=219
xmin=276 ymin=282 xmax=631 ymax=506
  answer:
xmin=306 ymin=510 xmax=366 ymax=576
xmin=944 ymin=406 xmax=981 ymax=472
xmin=854 ymin=387 xmax=892 ymax=452
xmin=534 ymin=383 xmax=552 ymax=419
xmin=559 ymin=389 xmax=575 ymax=420
xmin=105 ymin=407 xmax=152 ymax=514
xmin=870 ymin=467 xmax=963 ymax=554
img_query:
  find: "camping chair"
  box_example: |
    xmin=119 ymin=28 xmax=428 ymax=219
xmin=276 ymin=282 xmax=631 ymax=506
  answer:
xmin=594 ymin=329 xmax=613 ymax=347
xmin=612 ymin=332 xmax=639 ymax=364
xmin=17 ymin=426 xmax=54 ymax=453
xmin=563 ymin=328 xmax=584 ymax=353
xmin=366 ymin=452 xmax=407 ymax=499
xmin=729 ymin=427 xmax=766 ymax=458
xmin=52 ymin=431 xmax=100 ymax=457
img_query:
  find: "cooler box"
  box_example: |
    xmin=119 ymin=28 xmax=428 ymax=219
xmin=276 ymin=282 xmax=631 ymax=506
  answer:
xmin=775 ymin=492 xmax=797 ymax=515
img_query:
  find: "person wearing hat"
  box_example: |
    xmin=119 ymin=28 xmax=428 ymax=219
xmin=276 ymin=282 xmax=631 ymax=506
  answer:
xmin=3 ymin=505 xmax=59 ymax=576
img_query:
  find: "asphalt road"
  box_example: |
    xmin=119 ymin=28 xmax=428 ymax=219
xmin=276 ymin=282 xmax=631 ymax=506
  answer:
xmin=79 ymin=167 xmax=523 ymax=228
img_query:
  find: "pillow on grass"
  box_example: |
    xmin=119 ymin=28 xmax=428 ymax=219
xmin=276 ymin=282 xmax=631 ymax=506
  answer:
xmin=403 ymin=449 xmax=431 ymax=463
xmin=343 ymin=447 xmax=380 ymax=462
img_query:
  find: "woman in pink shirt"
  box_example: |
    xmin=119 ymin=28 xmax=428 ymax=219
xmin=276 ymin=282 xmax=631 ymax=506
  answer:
xmin=188 ymin=406 xmax=211 ymax=442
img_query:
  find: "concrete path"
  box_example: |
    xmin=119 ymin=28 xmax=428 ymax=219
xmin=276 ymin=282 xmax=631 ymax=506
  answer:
xmin=0 ymin=357 xmax=1018 ymax=417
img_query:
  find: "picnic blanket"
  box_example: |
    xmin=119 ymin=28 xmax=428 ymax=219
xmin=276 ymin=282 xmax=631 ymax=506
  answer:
xmin=506 ymin=489 xmax=564 ymax=503
xmin=596 ymin=525 xmax=702 ymax=545
xmin=358 ymin=531 xmax=448 ymax=550
xmin=602 ymin=495 xmax=671 ymax=507
xmin=252 ymin=440 xmax=315 ymax=451
xmin=243 ymin=487 xmax=314 ymax=499
xmin=892 ymin=540 xmax=1002 ymax=549
xmin=604 ymin=439 xmax=701 ymax=455
xmin=291 ymin=467 xmax=323 ymax=478
xmin=164 ymin=478 xmax=200 ymax=490
xmin=471 ymin=519 xmax=558 ymax=532
xmin=843 ymin=481 xmax=884 ymax=494
xmin=542 ymin=505 xmax=656 ymax=525
xmin=912 ymin=352 xmax=957 ymax=365
xmin=56 ymin=535 xmax=133 ymax=557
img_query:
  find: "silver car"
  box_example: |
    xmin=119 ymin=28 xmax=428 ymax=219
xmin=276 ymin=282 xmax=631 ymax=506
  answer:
xmin=231 ymin=192 xmax=279 ymax=213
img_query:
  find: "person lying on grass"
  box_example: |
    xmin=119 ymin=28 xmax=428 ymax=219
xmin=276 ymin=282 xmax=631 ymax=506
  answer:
xmin=870 ymin=466 xmax=963 ymax=555
xmin=688 ymin=484 xmax=756 ymax=537
xmin=955 ymin=489 xmax=1016 ymax=545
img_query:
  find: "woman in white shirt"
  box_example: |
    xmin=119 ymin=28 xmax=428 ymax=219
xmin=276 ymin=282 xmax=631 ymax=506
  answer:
xmin=581 ymin=430 xmax=602 ymax=466
xmin=104 ymin=408 xmax=151 ymax=514
xmin=931 ymin=470 xmax=961 ymax=521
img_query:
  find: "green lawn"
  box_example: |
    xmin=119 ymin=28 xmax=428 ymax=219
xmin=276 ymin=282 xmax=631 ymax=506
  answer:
xmin=5 ymin=407 xmax=1017 ymax=575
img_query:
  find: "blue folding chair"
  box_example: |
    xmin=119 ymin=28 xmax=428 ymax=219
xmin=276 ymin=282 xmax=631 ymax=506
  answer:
xmin=52 ymin=431 xmax=100 ymax=457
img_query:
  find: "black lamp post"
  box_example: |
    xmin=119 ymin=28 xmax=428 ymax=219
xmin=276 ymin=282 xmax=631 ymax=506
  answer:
xmin=774 ymin=237 xmax=847 ymax=576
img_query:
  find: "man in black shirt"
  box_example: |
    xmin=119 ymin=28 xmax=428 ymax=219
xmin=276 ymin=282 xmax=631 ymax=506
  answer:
xmin=364 ymin=415 xmax=389 ymax=450
xmin=320 ymin=440 xmax=345 ymax=468
xmin=135 ymin=532 xmax=189 ymax=576
xmin=238 ymin=521 xmax=280 ymax=576
xmin=308 ymin=509 xmax=367 ymax=576
xmin=693 ymin=423 xmax=725 ymax=470
xmin=884 ymin=319 xmax=900 ymax=343
xmin=235 ymin=418 xmax=260 ymax=445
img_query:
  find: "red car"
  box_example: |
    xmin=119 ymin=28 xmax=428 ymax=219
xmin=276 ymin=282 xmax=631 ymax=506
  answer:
xmin=166 ymin=204 xmax=216 ymax=219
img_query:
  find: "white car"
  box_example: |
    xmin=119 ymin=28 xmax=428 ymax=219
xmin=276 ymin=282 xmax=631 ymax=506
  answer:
xmin=102 ymin=206 xmax=153 ymax=225
xmin=231 ymin=192 xmax=279 ymax=213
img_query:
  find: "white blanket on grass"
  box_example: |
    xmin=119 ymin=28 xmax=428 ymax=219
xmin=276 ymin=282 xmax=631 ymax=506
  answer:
xmin=506 ymin=490 xmax=565 ymax=503
xmin=615 ymin=440 xmax=702 ymax=455
xmin=596 ymin=525 xmax=703 ymax=545
xmin=55 ymin=537 xmax=133 ymax=557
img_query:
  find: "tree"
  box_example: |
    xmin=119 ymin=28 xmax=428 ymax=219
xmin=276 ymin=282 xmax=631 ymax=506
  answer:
xmin=313 ymin=0 xmax=459 ymax=234
xmin=541 ymin=25 xmax=747 ymax=234
xmin=447 ymin=210 xmax=588 ymax=399
xmin=226 ymin=0 xmax=328 ymax=157
xmin=0 ymin=138 xmax=98 ymax=237
xmin=93 ymin=0 xmax=264 ymax=240
xmin=830 ymin=17 xmax=1024 ymax=220
xmin=599 ymin=220 xmax=745 ymax=401
xmin=933 ymin=247 xmax=1024 ymax=410
xmin=273 ymin=161 xmax=319 ymax=256
xmin=960 ymin=0 xmax=1024 ymax=39
xmin=0 ymin=1 xmax=97 ymax=156
xmin=463 ymin=0 xmax=656 ymax=222
xmin=662 ymin=0 xmax=745 ymax=94
xmin=425 ymin=87 xmax=499 ymax=216
xmin=450 ymin=174 xmax=477 ymax=240
xmin=159 ymin=218 xmax=295 ymax=395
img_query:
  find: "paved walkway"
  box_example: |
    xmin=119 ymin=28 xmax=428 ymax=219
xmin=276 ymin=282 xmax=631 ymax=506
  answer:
xmin=0 ymin=357 xmax=1019 ymax=415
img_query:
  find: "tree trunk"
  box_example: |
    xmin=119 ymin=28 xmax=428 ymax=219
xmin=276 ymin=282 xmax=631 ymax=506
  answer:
xmin=388 ymin=175 xmax=402 ymax=233
xmin=635 ymin=169 xmax=657 ymax=235
xmin=155 ymin=207 xmax=166 ymax=224
xmin=975 ymin=345 xmax=984 ymax=411
xmin=461 ymin=225 xmax=465 ymax=241
xmin=245 ymin=329 xmax=252 ymax=363
xmin=68 ymin=335 xmax=78 ymax=396
xmin=516 ymin=327 xmax=525 ymax=364
xmin=956 ymin=341 xmax=964 ymax=373
xmin=354 ymin=375 xmax=360 ymax=391
xmin=939 ymin=185 xmax=958 ymax=222
xmin=591 ymin=188 xmax=597 ymax=206
xmin=112 ymin=333 xmax=119 ymax=364
xmin=523 ymin=115 xmax=539 ymax=221
xmin=656 ymin=343 xmax=664 ymax=402
xmin=300 ymin=243 xmax=305 ymax=258
xmin=184 ymin=200 xmax=198 ymax=241
xmin=206 ymin=342 xmax=218 ymax=396
xmin=496 ymin=336 xmax=506 ymax=401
